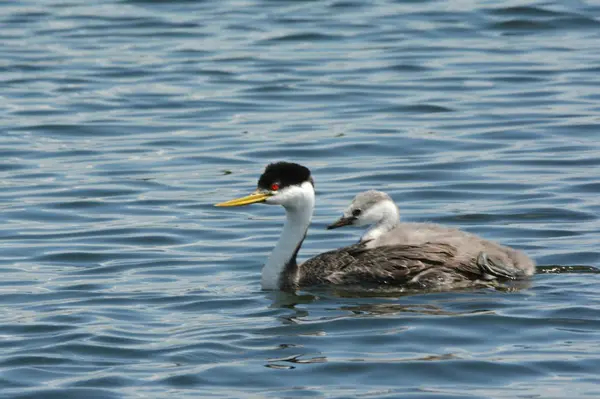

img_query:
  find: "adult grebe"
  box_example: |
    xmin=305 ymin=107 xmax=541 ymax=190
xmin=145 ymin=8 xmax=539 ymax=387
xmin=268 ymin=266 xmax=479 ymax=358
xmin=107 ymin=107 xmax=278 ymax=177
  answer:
xmin=216 ymin=163 xmax=533 ymax=291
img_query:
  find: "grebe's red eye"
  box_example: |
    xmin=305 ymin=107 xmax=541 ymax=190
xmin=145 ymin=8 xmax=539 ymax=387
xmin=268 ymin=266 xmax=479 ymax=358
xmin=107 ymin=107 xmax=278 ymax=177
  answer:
xmin=271 ymin=183 xmax=280 ymax=191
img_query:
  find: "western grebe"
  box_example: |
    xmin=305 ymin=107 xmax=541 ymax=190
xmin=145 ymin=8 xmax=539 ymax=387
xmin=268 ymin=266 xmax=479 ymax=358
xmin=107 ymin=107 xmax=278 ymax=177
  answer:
xmin=327 ymin=190 xmax=536 ymax=280
xmin=216 ymin=163 xmax=533 ymax=291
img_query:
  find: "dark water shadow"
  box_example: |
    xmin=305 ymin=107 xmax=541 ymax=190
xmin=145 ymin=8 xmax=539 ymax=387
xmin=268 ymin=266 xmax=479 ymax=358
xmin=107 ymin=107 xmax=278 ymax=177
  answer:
xmin=266 ymin=265 xmax=598 ymax=308
xmin=266 ymin=278 xmax=533 ymax=305
xmin=537 ymin=265 xmax=600 ymax=274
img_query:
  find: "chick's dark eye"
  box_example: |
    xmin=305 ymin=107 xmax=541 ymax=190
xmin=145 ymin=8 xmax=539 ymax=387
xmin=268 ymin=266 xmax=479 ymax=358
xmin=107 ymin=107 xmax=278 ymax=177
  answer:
xmin=352 ymin=209 xmax=362 ymax=217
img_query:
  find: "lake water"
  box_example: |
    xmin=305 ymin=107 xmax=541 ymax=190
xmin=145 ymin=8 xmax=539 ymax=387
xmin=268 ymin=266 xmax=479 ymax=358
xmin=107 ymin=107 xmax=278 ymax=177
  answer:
xmin=2 ymin=0 xmax=600 ymax=397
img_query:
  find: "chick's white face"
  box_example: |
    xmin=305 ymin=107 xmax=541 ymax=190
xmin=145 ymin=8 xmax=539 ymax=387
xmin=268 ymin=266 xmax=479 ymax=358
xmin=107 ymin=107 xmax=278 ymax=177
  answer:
xmin=345 ymin=200 xmax=390 ymax=226
xmin=327 ymin=190 xmax=399 ymax=231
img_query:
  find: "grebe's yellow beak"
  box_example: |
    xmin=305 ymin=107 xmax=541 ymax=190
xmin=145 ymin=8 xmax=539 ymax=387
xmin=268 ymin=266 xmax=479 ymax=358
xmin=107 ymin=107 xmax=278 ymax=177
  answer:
xmin=214 ymin=190 xmax=272 ymax=207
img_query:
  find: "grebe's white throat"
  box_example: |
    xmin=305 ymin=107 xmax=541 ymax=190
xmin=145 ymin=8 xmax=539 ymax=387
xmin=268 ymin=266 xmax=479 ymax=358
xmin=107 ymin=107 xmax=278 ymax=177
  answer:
xmin=215 ymin=162 xmax=315 ymax=290
xmin=261 ymin=181 xmax=315 ymax=289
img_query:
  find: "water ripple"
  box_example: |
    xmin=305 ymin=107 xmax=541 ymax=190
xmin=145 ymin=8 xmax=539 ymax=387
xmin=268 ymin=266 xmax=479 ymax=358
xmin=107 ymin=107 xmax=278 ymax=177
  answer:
xmin=1 ymin=0 xmax=600 ymax=397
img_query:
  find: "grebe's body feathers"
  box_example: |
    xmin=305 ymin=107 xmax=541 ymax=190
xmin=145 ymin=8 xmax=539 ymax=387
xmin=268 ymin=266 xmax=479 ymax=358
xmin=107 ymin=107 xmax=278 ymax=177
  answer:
xmin=295 ymin=242 xmax=487 ymax=290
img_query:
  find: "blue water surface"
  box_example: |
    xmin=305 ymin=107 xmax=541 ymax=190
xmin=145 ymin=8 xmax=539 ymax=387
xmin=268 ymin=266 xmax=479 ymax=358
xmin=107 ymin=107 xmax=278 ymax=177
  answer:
xmin=1 ymin=0 xmax=600 ymax=397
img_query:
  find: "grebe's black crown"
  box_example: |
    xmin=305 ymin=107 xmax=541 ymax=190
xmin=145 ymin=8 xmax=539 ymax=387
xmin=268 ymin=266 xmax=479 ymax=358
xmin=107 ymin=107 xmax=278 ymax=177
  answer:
xmin=258 ymin=162 xmax=312 ymax=190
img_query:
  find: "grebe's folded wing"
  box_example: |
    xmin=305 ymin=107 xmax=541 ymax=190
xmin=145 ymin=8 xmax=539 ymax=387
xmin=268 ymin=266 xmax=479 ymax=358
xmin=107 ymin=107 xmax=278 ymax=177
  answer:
xmin=299 ymin=242 xmax=488 ymax=287
xmin=476 ymin=252 xmax=529 ymax=280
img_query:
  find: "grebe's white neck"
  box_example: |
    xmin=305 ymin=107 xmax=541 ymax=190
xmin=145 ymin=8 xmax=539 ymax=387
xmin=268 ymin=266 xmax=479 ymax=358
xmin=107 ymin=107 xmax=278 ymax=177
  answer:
xmin=360 ymin=200 xmax=400 ymax=242
xmin=261 ymin=181 xmax=315 ymax=290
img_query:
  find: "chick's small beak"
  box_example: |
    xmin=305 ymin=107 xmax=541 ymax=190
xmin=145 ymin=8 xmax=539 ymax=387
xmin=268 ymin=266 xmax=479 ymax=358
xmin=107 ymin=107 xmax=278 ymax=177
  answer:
xmin=326 ymin=216 xmax=356 ymax=230
xmin=215 ymin=190 xmax=272 ymax=207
